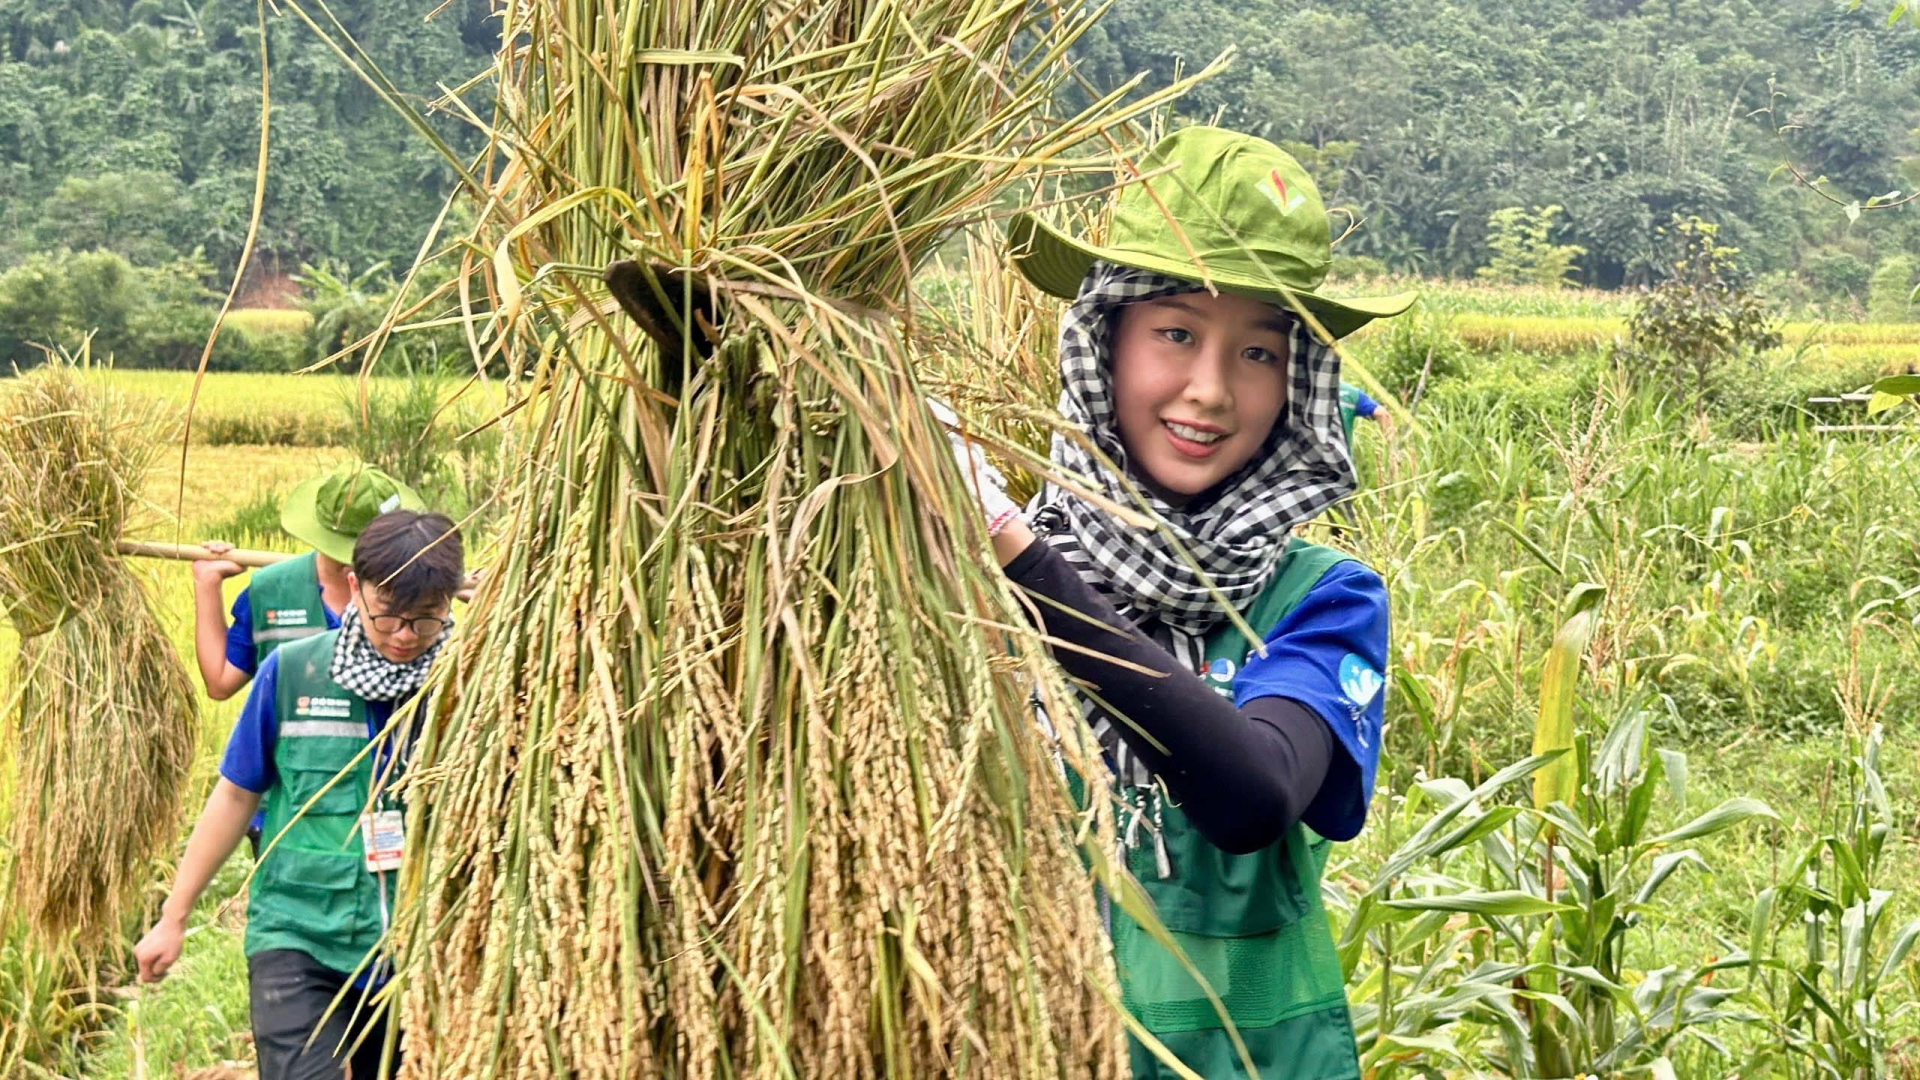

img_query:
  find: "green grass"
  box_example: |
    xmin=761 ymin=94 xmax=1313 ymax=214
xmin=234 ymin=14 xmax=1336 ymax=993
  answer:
xmin=1328 ymin=273 xmax=1640 ymax=319
xmin=78 ymin=857 xmax=255 ymax=1080
xmin=0 ymin=370 xmax=517 ymax=448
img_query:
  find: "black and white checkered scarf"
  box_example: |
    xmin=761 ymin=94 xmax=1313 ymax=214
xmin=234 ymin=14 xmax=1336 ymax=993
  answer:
xmin=328 ymin=605 xmax=451 ymax=702
xmin=1027 ymin=262 xmax=1354 ymax=798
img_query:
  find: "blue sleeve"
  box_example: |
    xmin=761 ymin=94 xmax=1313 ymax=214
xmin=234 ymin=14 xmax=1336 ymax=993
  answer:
xmin=1231 ymin=561 xmax=1388 ymax=841
xmin=225 ymin=587 xmax=257 ymax=675
xmin=220 ymin=650 xmax=280 ymax=793
xmin=1352 ymin=390 xmax=1379 ymax=418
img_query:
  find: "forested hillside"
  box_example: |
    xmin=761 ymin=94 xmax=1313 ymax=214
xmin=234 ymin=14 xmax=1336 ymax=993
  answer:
xmin=3 ymin=0 xmax=1918 ymax=299
xmin=1074 ymin=0 xmax=1920 ymax=290
xmin=0 ymin=0 xmax=491 ymax=289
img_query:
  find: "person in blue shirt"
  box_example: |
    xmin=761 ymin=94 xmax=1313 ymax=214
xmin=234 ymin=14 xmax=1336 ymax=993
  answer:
xmin=138 ymin=509 xmax=464 ymax=1080
xmin=191 ymin=464 xmax=422 ymax=702
xmin=1338 ymin=381 xmax=1396 ymax=447
xmin=190 ymin=464 xmax=423 ymax=858
xmin=943 ymin=126 xmax=1414 ymax=1078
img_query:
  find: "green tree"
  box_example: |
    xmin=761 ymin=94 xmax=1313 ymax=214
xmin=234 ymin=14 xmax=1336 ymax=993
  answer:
xmin=1867 ymin=254 xmax=1915 ymax=322
xmin=1475 ymin=205 xmax=1588 ymax=288
xmin=1627 ymin=216 xmax=1782 ymax=401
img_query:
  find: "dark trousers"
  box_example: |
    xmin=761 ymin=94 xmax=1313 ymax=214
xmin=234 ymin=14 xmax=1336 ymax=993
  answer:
xmin=248 ymin=949 xmax=399 ymax=1080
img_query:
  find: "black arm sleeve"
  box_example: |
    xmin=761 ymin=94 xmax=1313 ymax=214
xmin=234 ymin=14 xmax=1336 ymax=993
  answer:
xmin=1004 ymin=538 xmax=1334 ymax=854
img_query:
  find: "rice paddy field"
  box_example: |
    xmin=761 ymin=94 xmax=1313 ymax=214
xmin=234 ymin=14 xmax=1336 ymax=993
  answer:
xmin=4 ymin=282 xmax=1920 ymax=1077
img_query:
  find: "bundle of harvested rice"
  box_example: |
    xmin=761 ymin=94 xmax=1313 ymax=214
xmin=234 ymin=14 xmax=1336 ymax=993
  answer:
xmin=275 ymin=0 xmax=1221 ymax=1074
xmin=0 ymin=363 xmax=197 ymax=944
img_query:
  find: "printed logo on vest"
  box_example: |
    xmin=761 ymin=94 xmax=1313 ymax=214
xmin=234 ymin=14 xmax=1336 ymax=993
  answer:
xmin=1338 ymin=653 xmax=1383 ymax=708
xmin=264 ymin=609 xmax=311 ymax=626
xmin=1198 ymin=657 xmax=1236 ymax=682
xmin=295 ymin=694 xmax=352 ymax=719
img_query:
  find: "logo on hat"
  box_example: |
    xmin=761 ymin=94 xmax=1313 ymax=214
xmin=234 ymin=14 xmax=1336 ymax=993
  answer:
xmin=1261 ymin=169 xmax=1305 ymax=216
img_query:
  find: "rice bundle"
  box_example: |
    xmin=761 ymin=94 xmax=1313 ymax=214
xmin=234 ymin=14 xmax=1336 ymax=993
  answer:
xmin=0 ymin=364 xmax=197 ymax=944
xmin=305 ymin=0 xmax=1221 ymax=1075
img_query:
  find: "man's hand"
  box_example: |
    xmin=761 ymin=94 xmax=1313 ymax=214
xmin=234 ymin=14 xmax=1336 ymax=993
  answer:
xmin=134 ymin=915 xmax=186 ymax=983
xmin=1372 ymin=410 xmax=1396 ymax=439
xmin=191 ymin=540 xmax=245 ymax=585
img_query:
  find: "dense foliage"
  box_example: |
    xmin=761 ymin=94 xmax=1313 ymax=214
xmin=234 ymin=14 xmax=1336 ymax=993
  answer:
xmin=1073 ymin=0 xmax=1920 ymax=295
xmin=0 ymin=0 xmax=492 ymax=286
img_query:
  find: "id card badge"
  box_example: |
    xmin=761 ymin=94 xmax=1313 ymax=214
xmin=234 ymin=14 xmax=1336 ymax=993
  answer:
xmin=360 ymin=809 xmax=404 ymax=872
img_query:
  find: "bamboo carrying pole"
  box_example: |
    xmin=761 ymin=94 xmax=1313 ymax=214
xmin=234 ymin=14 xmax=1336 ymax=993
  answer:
xmin=115 ymin=540 xmax=291 ymax=568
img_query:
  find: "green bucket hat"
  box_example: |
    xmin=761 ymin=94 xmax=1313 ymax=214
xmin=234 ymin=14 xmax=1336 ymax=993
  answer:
xmin=280 ymin=463 xmax=425 ymax=565
xmin=1007 ymin=126 xmax=1417 ymax=339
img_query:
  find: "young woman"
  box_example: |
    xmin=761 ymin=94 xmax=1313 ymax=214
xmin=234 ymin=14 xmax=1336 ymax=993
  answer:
xmin=948 ymin=126 xmax=1417 ymax=1079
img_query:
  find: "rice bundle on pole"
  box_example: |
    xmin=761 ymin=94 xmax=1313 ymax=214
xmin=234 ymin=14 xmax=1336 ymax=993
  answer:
xmin=281 ymin=0 xmax=1222 ymax=1075
xmin=0 ymin=362 xmax=197 ymax=944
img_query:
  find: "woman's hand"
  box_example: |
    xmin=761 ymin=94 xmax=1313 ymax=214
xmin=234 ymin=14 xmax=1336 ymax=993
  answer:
xmin=927 ymin=399 xmax=1022 ymax=537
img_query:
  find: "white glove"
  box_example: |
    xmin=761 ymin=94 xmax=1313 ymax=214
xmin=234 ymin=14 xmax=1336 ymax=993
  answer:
xmin=927 ymin=398 xmax=1022 ymax=536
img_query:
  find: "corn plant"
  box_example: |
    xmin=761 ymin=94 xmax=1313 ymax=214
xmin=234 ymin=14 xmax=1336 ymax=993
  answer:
xmin=1337 ymin=586 xmax=1779 ymax=1079
xmin=1742 ymin=715 xmax=1920 ymax=1079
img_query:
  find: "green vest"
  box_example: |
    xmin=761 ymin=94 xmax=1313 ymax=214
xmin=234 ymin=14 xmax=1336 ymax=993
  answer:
xmin=1110 ymin=540 xmax=1362 ymax=1080
xmin=244 ymin=630 xmax=391 ymax=976
xmin=248 ymin=551 xmax=331 ymax=668
xmin=1337 ymin=383 xmax=1361 ymax=447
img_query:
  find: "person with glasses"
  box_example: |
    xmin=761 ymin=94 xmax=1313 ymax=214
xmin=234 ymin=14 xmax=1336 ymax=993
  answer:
xmin=135 ymin=509 xmax=464 ymax=1080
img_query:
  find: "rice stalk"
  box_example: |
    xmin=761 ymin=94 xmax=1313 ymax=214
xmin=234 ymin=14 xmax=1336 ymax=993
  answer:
xmin=0 ymin=359 xmax=198 ymax=944
xmin=915 ymin=233 xmax=1069 ymax=506
xmin=265 ymin=0 xmax=1228 ymax=1075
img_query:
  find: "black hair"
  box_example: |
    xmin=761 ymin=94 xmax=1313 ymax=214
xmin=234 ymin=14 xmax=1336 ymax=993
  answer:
xmin=352 ymin=510 xmax=464 ymax=612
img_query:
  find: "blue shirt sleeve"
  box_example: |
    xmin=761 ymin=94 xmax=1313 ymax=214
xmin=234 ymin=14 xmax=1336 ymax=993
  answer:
xmin=1352 ymin=390 xmax=1380 ymax=418
xmin=220 ymin=650 xmax=281 ymax=793
xmin=1231 ymin=561 xmax=1388 ymax=841
xmin=225 ymin=586 xmax=257 ymax=675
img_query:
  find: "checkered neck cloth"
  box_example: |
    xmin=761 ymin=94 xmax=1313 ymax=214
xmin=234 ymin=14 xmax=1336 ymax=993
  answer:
xmin=328 ymin=604 xmax=451 ymax=702
xmin=1028 ymin=261 xmax=1355 ymax=639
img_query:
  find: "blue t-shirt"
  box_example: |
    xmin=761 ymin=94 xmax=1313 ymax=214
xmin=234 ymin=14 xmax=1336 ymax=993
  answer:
xmin=221 ymin=651 xmax=396 ymax=986
xmin=1229 ymin=560 xmax=1388 ymax=841
xmin=225 ymin=586 xmax=343 ymax=675
xmin=1350 ymin=389 xmax=1380 ymax=418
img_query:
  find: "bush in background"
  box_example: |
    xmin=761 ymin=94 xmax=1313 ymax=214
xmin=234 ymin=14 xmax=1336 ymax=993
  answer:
xmin=1805 ymin=247 xmax=1873 ymax=303
xmin=0 ymin=249 xmax=310 ymax=372
xmin=1475 ymin=204 xmax=1587 ymax=289
xmin=298 ymin=257 xmax=474 ymax=374
xmin=1867 ymin=254 xmax=1916 ymax=324
xmin=1623 ymin=216 xmax=1780 ymax=402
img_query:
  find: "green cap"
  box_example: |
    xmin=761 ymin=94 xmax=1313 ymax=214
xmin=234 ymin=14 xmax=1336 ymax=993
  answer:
xmin=1007 ymin=126 xmax=1418 ymax=339
xmin=280 ymin=463 xmax=424 ymax=564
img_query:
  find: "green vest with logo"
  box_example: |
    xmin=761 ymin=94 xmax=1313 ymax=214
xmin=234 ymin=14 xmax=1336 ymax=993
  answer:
xmin=1108 ymin=539 xmax=1362 ymax=1080
xmin=248 ymin=551 xmax=331 ymax=668
xmin=244 ymin=630 xmax=390 ymax=976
